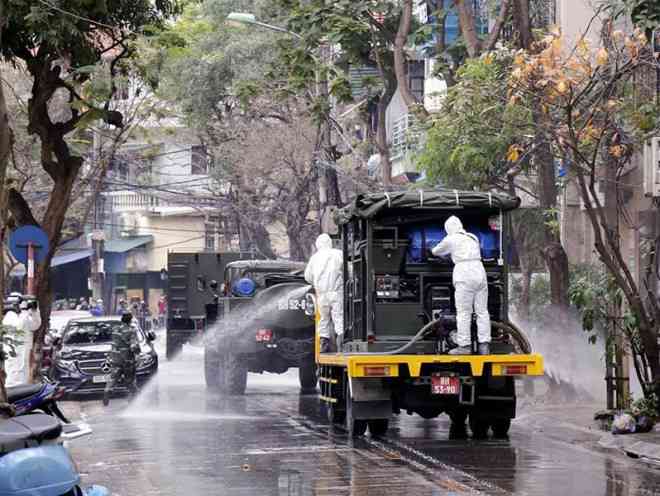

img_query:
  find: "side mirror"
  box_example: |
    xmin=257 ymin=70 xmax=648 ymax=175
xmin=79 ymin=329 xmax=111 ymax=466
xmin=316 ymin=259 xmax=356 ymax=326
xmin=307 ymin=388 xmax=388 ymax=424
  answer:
xmin=147 ymin=331 xmax=156 ymax=342
xmin=304 ymin=293 xmax=316 ymax=317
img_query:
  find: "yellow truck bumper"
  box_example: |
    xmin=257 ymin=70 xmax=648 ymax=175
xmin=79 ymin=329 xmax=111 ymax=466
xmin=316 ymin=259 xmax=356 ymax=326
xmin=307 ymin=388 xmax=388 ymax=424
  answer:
xmin=317 ymin=351 xmax=544 ymax=378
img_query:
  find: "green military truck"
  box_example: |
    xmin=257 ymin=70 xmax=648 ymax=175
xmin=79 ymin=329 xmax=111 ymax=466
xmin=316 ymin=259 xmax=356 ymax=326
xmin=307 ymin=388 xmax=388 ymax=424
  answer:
xmin=204 ymin=260 xmax=317 ymax=394
xmin=166 ymin=252 xmax=255 ymax=359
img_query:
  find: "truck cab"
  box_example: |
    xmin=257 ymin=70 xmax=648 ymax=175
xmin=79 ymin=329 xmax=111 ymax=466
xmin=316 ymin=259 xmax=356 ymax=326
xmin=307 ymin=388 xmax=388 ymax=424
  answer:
xmin=317 ymin=190 xmax=543 ymax=438
xmin=204 ymin=260 xmax=317 ymax=395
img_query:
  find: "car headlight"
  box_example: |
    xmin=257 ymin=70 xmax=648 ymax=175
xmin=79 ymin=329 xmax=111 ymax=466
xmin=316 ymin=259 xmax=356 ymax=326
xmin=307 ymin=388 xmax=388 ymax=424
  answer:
xmin=136 ymin=353 xmax=155 ymax=369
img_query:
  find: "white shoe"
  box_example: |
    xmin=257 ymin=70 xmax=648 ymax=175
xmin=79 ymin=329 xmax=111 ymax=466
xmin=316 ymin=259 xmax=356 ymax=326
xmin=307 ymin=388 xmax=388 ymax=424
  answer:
xmin=448 ymin=345 xmax=472 ymax=355
xmin=478 ymin=343 xmax=490 ymax=355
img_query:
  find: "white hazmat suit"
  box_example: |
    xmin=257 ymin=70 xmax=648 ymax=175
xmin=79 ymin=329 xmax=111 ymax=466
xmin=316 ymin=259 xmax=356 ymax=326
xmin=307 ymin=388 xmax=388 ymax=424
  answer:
xmin=432 ymin=216 xmax=491 ymax=351
xmin=305 ymin=234 xmax=343 ymax=339
xmin=3 ymin=304 xmax=41 ymax=386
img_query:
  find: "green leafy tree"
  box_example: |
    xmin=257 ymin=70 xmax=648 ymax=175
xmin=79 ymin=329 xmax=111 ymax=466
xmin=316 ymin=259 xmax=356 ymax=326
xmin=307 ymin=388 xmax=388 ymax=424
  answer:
xmin=1 ymin=0 xmax=179 ymax=382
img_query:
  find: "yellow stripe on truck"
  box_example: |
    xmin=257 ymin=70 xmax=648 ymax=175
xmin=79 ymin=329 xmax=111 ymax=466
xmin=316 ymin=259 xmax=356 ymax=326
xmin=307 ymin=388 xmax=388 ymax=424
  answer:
xmin=319 ymin=353 xmax=544 ymax=378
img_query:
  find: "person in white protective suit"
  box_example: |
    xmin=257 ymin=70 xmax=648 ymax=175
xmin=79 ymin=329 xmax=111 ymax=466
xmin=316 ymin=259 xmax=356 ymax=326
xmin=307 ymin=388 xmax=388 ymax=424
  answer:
xmin=4 ymin=300 xmax=41 ymax=386
xmin=305 ymin=233 xmax=343 ymax=353
xmin=432 ymin=216 xmax=491 ymax=355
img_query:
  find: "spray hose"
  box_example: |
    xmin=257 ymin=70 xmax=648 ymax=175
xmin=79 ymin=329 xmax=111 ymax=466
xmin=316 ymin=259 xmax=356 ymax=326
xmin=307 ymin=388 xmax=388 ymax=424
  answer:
xmin=344 ymin=318 xmax=442 ymax=356
xmin=342 ymin=319 xmax=532 ymax=355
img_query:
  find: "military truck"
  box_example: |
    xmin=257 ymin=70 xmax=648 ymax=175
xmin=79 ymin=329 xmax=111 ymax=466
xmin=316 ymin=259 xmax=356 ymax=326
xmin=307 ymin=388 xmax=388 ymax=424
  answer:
xmin=166 ymin=252 xmax=255 ymax=359
xmin=204 ymin=260 xmax=317 ymax=395
xmin=315 ymin=190 xmax=543 ymax=438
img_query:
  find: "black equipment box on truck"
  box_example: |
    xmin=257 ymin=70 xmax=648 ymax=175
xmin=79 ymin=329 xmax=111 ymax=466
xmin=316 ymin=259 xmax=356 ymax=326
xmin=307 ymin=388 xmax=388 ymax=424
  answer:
xmin=166 ymin=251 xmax=255 ymax=359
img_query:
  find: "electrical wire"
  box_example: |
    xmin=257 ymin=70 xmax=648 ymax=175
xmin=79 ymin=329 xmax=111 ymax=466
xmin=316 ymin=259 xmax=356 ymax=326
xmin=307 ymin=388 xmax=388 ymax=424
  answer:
xmin=37 ymin=0 xmax=134 ymax=33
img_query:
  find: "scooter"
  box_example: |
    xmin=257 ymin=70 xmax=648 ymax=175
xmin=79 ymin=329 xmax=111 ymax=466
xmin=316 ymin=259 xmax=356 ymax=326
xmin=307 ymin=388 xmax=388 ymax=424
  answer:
xmin=0 ymin=413 xmax=109 ymax=495
xmin=7 ymin=381 xmax=70 ymax=422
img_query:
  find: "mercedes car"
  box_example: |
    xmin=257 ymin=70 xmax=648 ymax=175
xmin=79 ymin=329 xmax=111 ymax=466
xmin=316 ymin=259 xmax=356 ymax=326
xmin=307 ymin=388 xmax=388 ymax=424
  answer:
xmin=50 ymin=316 xmax=158 ymax=396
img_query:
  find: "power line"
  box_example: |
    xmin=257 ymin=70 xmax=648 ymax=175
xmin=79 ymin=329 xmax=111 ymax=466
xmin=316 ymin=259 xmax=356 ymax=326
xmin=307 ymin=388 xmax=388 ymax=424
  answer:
xmin=37 ymin=0 xmax=134 ymax=33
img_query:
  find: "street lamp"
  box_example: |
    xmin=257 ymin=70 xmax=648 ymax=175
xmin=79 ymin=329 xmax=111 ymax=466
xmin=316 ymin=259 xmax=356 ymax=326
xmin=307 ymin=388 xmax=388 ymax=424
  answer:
xmin=226 ymin=12 xmax=302 ymax=39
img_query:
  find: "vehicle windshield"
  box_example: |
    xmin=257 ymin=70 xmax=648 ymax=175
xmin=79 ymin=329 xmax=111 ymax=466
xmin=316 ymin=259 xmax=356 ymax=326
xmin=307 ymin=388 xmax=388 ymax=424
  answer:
xmin=225 ymin=268 xmax=285 ymax=288
xmin=63 ymin=321 xmax=124 ymax=345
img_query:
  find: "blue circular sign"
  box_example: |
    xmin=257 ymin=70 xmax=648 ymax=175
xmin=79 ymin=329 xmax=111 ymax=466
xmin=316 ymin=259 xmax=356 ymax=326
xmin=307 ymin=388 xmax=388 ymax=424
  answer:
xmin=9 ymin=226 xmax=50 ymax=265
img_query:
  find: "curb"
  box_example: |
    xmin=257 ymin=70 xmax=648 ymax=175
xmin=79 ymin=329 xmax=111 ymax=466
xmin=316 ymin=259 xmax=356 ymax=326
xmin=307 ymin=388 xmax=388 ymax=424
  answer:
xmin=599 ymin=433 xmax=660 ymax=463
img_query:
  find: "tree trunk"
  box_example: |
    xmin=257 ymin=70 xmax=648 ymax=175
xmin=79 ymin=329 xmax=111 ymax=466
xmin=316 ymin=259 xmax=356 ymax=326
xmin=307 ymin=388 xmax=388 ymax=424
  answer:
xmin=30 ymin=167 xmax=81 ymax=382
xmin=244 ymin=221 xmax=276 ymax=259
xmin=394 ymin=0 xmax=427 ymax=115
xmin=434 ymin=11 xmax=457 ymax=87
xmin=518 ymin=251 xmax=532 ymax=321
xmin=376 ymin=96 xmax=392 ymax=187
xmin=512 ymin=0 xmax=534 ymax=50
xmin=455 ymin=0 xmax=482 ymax=57
xmin=535 ymin=130 xmax=570 ymax=314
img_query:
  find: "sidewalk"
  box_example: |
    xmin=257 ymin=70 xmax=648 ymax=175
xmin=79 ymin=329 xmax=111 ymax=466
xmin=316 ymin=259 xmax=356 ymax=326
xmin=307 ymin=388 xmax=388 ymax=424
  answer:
xmin=517 ymin=399 xmax=660 ymax=465
xmin=599 ymin=426 xmax=660 ymax=464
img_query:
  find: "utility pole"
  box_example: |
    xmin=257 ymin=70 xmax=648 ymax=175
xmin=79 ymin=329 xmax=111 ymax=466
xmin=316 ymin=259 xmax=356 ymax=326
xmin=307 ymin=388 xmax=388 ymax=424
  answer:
xmin=603 ymin=155 xmax=629 ymax=410
xmin=90 ymin=230 xmax=105 ymax=302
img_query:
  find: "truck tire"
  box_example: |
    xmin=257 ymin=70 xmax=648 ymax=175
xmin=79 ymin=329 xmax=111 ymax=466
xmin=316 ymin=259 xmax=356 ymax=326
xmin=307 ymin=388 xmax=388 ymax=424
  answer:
xmin=491 ymin=418 xmax=511 ymax=438
xmin=449 ymin=409 xmax=468 ymax=439
xmin=225 ymin=354 xmax=248 ymax=395
xmin=204 ymin=348 xmax=223 ymax=390
xmin=345 ymin=390 xmax=367 ymax=437
xmin=469 ymin=415 xmax=490 ymax=439
xmin=298 ymin=356 xmax=317 ymax=393
xmin=368 ymin=418 xmax=389 ymax=437
xmin=166 ymin=335 xmax=182 ymax=360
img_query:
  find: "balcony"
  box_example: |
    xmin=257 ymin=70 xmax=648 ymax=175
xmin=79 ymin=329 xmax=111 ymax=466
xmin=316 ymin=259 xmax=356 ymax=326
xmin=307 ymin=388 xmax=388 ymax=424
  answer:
xmin=105 ymin=191 xmax=161 ymax=213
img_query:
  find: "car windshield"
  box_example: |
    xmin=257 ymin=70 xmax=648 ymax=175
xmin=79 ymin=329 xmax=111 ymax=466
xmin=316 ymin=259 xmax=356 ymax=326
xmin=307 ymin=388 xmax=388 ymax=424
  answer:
xmin=63 ymin=321 xmax=124 ymax=344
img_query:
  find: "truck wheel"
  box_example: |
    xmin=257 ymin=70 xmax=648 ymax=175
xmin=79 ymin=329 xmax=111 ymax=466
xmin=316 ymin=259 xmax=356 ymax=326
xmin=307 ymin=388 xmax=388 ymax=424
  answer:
xmin=368 ymin=419 xmax=389 ymax=437
xmin=469 ymin=415 xmax=490 ymax=439
xmin=166 ymin=335 xmax=182 ymax=360
xmin=204 ymin=348 xmax=223 ymax=390
xmin=298 ymin=356 xmax=317 ymax=393
xmin=449 ymin=409 xmax=468 ymax=439
xmin=491 ymin=418 xmax=511 ymax=439
xmin=225 ymin=354 xmax=248 ymax=395
xmin=345 ymin=391 xmax=367 ymax=437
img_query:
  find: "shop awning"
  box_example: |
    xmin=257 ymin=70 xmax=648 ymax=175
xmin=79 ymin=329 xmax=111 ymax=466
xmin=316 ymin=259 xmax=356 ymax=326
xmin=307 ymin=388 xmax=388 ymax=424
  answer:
xmin=10 ymin=249 xmax=93 ymax=276
xmin=104 ymin=235 xmax=153 ymax=253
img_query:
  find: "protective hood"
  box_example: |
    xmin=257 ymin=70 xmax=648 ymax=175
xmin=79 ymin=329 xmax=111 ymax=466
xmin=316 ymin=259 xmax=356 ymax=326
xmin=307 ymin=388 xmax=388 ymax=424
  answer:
xmin=315 ymin=233 xmax=332 ymax=251
xmin=444 ymin=216 xmax=464 ymax=235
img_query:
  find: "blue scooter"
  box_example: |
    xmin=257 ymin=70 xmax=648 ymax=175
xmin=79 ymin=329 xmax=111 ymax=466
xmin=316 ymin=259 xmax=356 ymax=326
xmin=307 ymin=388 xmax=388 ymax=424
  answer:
xmin=0 ymin=413 xmax=109 ymax=495
xmin=8 ymin=381 xmax=70 ymax=422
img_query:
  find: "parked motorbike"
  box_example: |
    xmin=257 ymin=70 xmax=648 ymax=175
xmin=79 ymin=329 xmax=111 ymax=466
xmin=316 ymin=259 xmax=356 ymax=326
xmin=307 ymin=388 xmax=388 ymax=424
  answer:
xmin=7 ymin=381 xmax=70 ymax=422
xmin=0 ymin=413 xmax=109 ymax=495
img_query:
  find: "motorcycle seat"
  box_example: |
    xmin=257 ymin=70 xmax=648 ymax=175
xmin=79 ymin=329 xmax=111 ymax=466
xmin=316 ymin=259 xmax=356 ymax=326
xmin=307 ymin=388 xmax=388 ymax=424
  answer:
xmin=0 ymin=414 xmax=62 ymax=454
xmin=6 ymin=383 xmax=44 ymax=403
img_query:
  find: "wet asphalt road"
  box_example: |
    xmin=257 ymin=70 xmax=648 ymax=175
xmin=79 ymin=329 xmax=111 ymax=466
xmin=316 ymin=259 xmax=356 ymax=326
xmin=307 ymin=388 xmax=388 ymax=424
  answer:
xmin=63 ymin=340 xmax=660 ymax=496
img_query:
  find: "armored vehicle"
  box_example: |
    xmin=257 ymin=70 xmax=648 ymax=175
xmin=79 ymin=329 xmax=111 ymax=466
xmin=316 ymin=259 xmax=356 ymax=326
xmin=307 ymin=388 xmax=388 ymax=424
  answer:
xmin=316 ymin=190 xmax=543 ymax=438
xmin=204 ymin=260 xmax=317 ymax=394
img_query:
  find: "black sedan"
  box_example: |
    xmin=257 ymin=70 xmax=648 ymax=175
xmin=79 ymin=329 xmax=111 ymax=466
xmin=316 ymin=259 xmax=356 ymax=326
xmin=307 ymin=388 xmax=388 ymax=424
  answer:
xmin=50 ymin=316 xmax=158 ymax=396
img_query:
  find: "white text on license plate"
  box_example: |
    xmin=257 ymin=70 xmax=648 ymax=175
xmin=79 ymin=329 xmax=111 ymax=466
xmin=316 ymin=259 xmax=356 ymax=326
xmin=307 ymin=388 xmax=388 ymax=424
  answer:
xmin=277 ymin=299 xmax=303 ymax=310
xmin=431 ymin=375 xmax=459 ymax=395
xmin=92 ymin=375 xmax=109 ymax=384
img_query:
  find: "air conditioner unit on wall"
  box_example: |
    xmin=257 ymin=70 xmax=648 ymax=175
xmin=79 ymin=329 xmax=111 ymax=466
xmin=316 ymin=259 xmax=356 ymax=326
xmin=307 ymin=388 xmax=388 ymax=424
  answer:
xmin=643 ymin=137 xmax=660 ymax=197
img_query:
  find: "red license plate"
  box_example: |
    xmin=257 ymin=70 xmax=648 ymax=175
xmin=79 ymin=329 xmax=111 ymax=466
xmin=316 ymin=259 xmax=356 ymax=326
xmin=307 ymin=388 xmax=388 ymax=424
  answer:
xmin=431 ymin=375 xmax=459 ymax=395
